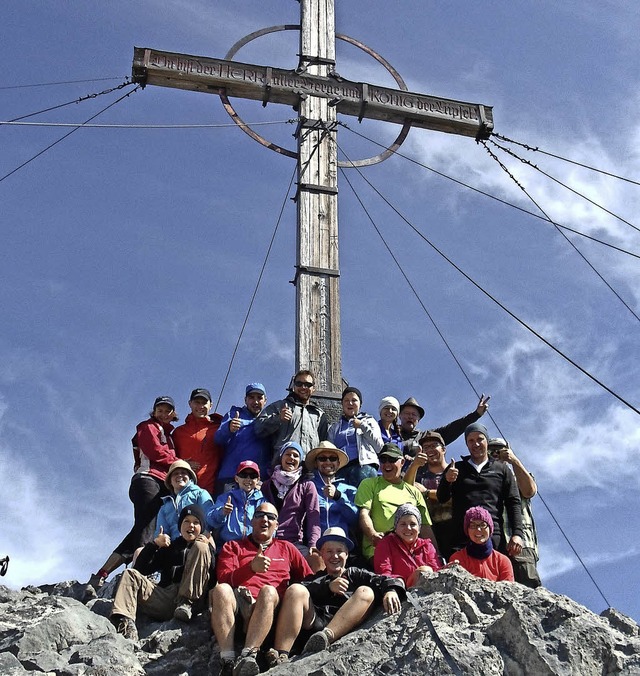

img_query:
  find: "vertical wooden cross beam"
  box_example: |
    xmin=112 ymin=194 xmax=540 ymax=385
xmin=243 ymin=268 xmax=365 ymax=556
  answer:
xmin=296 ymin=0 xmax=342 ymax=397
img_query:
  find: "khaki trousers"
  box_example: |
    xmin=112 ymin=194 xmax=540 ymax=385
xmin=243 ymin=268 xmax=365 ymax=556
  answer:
xmin=112 ymin=539 xmax=212 ymax=620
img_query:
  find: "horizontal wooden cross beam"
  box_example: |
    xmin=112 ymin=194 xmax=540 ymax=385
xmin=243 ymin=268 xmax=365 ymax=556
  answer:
xmin=132 ymin=47 xmax=494 ymax=139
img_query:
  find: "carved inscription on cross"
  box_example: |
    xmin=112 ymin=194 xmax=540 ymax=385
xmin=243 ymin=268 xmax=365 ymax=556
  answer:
xmin=131 ymin=0 xmax=493 ymax=399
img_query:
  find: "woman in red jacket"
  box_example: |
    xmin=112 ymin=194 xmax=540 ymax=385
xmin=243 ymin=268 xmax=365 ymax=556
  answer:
xmin=85 ymin=396 xmax=179 ymax=596
xmin=374 ymin=503 xmax=441 ymax=587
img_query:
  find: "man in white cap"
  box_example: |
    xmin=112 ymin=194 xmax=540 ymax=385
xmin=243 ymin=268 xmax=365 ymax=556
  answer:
xmin=267 ymin=526 xmax=405 ymax=666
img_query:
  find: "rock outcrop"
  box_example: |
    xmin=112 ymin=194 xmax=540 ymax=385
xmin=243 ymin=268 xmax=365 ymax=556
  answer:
xmin=1 ymin=567 xmax=638 ymax=675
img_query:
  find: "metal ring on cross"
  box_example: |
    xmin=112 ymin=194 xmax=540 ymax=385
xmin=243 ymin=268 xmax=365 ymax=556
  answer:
xmin=221 ymin=25 xmax=412 ymax=167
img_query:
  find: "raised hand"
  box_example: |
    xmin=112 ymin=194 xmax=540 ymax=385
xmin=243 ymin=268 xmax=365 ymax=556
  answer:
xmin=229 ymin=410 xmax=241 ymax=433
xmin=280 ymin=403 xmax=292 ymax=422
xmin=444 ymin=459 xmax=458 ymax=483
xmin=223 ymin=494 xmax=233 ymax=515
xmin=476 ymin=393 xmax=491 ymax=416
xmin=155 ymin=526 xmax=171 ymax=548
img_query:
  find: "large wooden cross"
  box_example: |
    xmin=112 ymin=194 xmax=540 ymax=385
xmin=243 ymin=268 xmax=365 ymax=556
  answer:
xmin=131 ymin=0 xmax=493 ymax=402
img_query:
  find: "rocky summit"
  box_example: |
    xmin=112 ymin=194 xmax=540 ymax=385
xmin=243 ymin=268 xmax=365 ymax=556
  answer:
xmin=1 ymin=567 xmax=638 ymax=675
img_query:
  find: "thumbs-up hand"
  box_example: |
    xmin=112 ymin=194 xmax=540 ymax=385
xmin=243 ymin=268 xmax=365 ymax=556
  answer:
xmin=155 ymin=526 xmax=171 ymax=548
xmin=280 ymin=403 xmax=292 ymax=422
xmin=229 ymin=410 xmax=241 ymax=433
xmin=251 ymin=547 xmax=271 ymax=573
xmin=223 ymin=494 xmax=234 ymax=515
xmin=445 ymin=459 xmax=458 ymax=483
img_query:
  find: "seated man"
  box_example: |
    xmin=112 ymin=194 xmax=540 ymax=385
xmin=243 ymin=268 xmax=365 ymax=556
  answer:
xmin=355 ymin=443 xmax=437 ymax=562
xmin=269 ymin=526 xmax=405 ymax=666
xmin=210 ymin=503 xmax=312 ymax=676
xmin=110 ymin=505 xmax=215 ymax=641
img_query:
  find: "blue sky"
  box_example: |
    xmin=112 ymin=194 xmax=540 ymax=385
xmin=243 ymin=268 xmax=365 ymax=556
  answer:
xmin=2 ymin=1 xmax=639 ymax=622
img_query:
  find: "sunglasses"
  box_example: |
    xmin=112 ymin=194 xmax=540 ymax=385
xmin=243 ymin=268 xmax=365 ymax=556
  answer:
xmin=253 ymin=511 xmax=277 ymax=522
xmin=316 ymin=455 xmax=339 ymax=462
xmin=237 ymin=471 xmax=259 ymax=479
xmin=294 ymin=380 xmax=314 ymax=388
xmin=379 ymin=455 xmax=401 ymax=464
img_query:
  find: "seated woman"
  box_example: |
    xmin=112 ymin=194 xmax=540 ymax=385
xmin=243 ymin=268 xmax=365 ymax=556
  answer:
xmin=448 ymin=506 xmax=514 ymax=582
xmin=261 ymin=442 xmax=321 ymax=567
xmin=156 ymin=459 xmax=214 ymax=540
xmin=377 ymin=396 xmax=402 ymax=445
xmin=330 ymin=387 xmax=383 ymax=488
xmin=374 ymin=503 xmax=441 ymax=587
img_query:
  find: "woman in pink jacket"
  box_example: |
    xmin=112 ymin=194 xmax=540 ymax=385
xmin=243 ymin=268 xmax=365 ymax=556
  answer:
xmin=374 ymin=503 xmax=441 ymax=587
xmin=85 ymin=396 xmax=179 ymax=596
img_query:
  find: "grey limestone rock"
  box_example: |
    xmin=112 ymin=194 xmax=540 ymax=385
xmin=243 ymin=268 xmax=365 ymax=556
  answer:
xmin=1 ymin=566 xmax=639 ymax=675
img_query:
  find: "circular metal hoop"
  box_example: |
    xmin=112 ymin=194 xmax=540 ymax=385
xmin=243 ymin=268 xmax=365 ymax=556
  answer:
xmin=221 ymin=25 xmax=412 ymax=167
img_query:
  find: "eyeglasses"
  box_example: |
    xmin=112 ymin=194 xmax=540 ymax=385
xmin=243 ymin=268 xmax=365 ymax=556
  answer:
xmin=468 ymin=522 xmax=490 ymax=531
xmin=253 ymin=511 xmax=277 ymax=521
xmin=379 ymin=455 xmax=400 ymax=464
xmin=237 ymin=471 xmax=259 ymax=479
xmin=316 ymin=455 xmax=339 ymax=462
xmin=294 ymin=380 xmax=314 ymax=388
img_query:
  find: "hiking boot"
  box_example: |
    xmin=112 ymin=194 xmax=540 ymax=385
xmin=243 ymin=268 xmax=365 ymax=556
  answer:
xmin=232 ymin=649 xmax=260 ymax=676
xmin=217 ymin=658 xmax=235 ymax=676
xmin=264 ymin=648 xmax=288 ymax=668
xmin=173 ymin=598 xmax=193 ymax=622
xmin=303 ymin=628 xmax=333 ymax=654
xmin=112 ymin=615 xmax=139 ymax=642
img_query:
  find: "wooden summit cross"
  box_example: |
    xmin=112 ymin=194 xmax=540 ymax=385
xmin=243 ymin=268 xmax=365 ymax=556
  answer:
xmin=131 ymin=0 xmax=493 ymax=404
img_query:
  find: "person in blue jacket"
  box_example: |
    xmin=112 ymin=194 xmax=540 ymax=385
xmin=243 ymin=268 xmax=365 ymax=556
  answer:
xmin=214 ymin=383 xmax=271 ymax=494
xmin=155 ymin=460 xmax=214 ymax=541
xmin=306 ymin=441 xmax=358 ymax=536
xmin=207 ymin=460 xmax=265 ymax=545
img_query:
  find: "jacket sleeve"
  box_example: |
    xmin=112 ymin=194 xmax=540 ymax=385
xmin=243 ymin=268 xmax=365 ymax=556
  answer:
xmin=136 ymin=420 xmax=177 ymax=469
xmin=503 ymin=467 xmax=524 ymax=539
xmin=304 ymin=482 xmax=321 ymax=548
xmin=373 ymin=535 xmax=396 ymax=578
xmin=359 ymin=415 xmax=383 ymax=453
xmin=133 ymin=542 xmax=163 ymax=575
xmin=317 ymin=411 xmax=329 ymax=442
xmin=208 ymin=492 xmax=231 ymax=529
xmin=327 ymin=421 xmax=338 ymax=444
xmin=253 ymin=400 xmax=285 ymax=438
xmin=154 ymin=502 xmax=170 ymax=538
xmin=301 ymin=573 xmax=334 ymax=603
xmin=436 ymin=463 xmax=457 ymax=503
xmin=434 ymin=411 xmax=480 ymax=446
xmin=198 ymin=490 xmax=215 ymax=527
xmin=347 ymin=567 xmax=406 ymax=602
xmin=215 ymin=408 xmax=237 ymax=446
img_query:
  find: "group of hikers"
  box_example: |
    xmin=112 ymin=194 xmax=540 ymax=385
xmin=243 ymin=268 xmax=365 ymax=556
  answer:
xmin=86 ymin=369 xmax=541 ymax=676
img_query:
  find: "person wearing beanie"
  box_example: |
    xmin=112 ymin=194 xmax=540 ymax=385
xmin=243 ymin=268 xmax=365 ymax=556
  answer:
xmin=110 ymin=504 xmax=216 ymax=639
xmin=328 ymin=386 xmax=383 ymax=488
xmin=377 ymin=396 xmax=403 ymax=445
xmin=85 ymin=395 xmax=179 ymax=599
xmin=448 ymin=506 xmax=514 ymax=582
xmin=214 ymin=383 xmax=272 ymax=495
xmin=173 ymin=388 xmax=224 ymax=495
xmin=355 ymin=443 xmax=437 ymax=561
xmin=437 ymin=423 xmax=524 ymax=558
xmin=255 ymin=370 xmax=328 ymax=463
xmin=155 ymin=460 xmax=214 ymax=541
xmin=374 ymin=503 xmax=441 ymax=587
xmin=261 ymin=441 xmax=321 ymax=569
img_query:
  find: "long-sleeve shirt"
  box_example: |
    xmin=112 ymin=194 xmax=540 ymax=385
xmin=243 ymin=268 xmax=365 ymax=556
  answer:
xmin=216 ymin=536 xmax=312 ymax=598
xmin=374 ymin=532 xmax=441 ymax=586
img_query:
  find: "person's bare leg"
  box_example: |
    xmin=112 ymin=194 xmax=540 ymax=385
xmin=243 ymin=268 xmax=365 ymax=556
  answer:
xmin=325 ymin=586 xmax=375 ymax=640
xmin=210 ymin=584 xmax=237 ymax=653
xmin=243 ymin=585 xmax=279 ymax=650
xmin=273 ymin=584 xmax=314 ymax=652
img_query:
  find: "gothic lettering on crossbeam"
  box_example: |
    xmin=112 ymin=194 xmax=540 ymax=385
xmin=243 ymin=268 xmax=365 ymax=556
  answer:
xmin=133 ymin=48 xmax=493 ymax=138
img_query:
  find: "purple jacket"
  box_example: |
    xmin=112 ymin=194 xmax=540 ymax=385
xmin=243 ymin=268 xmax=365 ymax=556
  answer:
xmin=261 ymin=477 xmax=321 ymax=549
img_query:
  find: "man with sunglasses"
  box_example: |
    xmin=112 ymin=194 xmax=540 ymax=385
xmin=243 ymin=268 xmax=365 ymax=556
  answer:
xmin=255 ymin=370 xmax=328 ymax=463
xmin=355 ymin=443 xmax=436 ymax=561
xmin=305 ymin=441 xmax=358 ymax=536
xmin=211 ymin=502 xmax=313 ymax=676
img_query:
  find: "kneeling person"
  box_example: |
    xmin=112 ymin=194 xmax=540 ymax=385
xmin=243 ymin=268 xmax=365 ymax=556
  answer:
xmin=269 ymin=527 xmax=405 ymax=666
xmin=110 ymin=505 xmax=215 ymax=640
